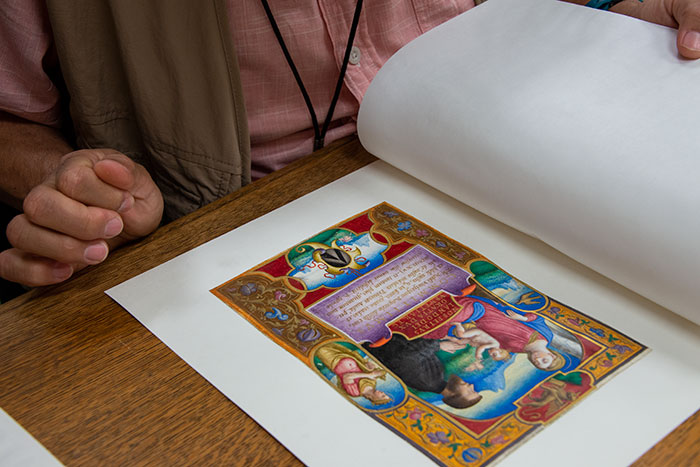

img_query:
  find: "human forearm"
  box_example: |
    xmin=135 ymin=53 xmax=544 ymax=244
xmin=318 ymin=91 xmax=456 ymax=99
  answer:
xmin=0 ymin=111 xmax=73 ymax=208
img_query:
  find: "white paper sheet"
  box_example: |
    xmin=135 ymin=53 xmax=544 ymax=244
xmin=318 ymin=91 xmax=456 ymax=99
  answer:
xmin=0 ymin=408 xmax=62 ymax=466
xmin=358 ymin=0 xmax=700 ymax=324
xmin=108 ymin=162 xmax=700 ymax=466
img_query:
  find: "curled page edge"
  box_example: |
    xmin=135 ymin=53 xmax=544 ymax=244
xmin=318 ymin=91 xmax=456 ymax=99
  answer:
xmin=358 ymin=0 xmax=700 ymax=325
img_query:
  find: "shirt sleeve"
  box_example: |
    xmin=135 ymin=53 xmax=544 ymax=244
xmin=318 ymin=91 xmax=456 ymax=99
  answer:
xmin=0 ymin=0 xmax=61 ymax=126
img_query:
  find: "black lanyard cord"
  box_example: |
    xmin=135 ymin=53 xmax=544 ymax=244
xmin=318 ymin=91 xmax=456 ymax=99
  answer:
xmin=260 ymin=0 xmax=364 ymax=151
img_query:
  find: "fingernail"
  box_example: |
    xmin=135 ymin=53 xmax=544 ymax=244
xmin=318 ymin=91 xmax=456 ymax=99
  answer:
xmin=104 ymin=217 xmax=123 ymax=238
xmin=84 ymin=243 xmax=108 ymax=263
xmin=681 ymin=30 xmax=700 ymax=51
xmin=53 ymin=263 xmax=73 ymax=280
xmin=118 ymin=193 xmax=134 ymax=213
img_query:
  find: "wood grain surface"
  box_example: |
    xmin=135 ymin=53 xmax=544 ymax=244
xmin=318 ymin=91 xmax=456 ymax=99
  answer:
xmin=0 ymin=137 xmax=697 ymax=465
xmin=631 ymin=410 xmax=700 ymax=467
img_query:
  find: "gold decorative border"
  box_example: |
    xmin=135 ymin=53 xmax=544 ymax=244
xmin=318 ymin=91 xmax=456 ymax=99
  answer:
xmin=211 ymin=203 xmax=647 ymax=466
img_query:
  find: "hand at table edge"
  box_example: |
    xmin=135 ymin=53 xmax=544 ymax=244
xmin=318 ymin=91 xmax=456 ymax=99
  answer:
xmin=1 ymin=149 xmax=163 ymax=287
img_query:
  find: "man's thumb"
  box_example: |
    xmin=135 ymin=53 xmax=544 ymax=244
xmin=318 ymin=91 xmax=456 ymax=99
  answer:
xmin=675 ymin=0 xmax=700 ymax=58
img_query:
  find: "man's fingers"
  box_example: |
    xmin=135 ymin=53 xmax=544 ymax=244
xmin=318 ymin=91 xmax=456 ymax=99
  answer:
xmin=678 ymin=29 xmax=700 ymax=57
xmin=23 ymin=185 xmax=124 ymax=241
xmin=674 ymin=0 xmax=700 ymax=58
xmin=611 ymin=0 xmax=700 ymax=58
xmin=93 ymin=153 xmax=164 ymax=238
xmin=0 ymin=148 xmax=160 ymax=288
xmin=0 ymin=249 xmax=74 ymax=287
xmin=94 ymin=155 xmax=157 ymax=202
xmin=52 ymin=149 xmax=162 ymax=238
xmin=93 ymin=156 xmax=137 ymax=190
xmin=6 ymin=215 xmax=110 ymax=266
xmin=52 ymin=155 xmax=133 ymax=212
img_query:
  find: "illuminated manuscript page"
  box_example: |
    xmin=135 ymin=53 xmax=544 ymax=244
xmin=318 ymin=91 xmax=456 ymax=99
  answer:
xmin=108 ymin=163 xmax=700 ymax=466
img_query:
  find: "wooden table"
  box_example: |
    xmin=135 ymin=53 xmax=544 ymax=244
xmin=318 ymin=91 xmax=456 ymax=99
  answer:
xmin=1 ymin=137 xmax=698 ymax=466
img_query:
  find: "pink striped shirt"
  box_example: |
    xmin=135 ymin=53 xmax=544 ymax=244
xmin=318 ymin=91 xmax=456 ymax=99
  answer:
xmin=0 ymin=1 xmax=61 ymax=126
xmin=0 ymin=1 xmax=474 ymax=178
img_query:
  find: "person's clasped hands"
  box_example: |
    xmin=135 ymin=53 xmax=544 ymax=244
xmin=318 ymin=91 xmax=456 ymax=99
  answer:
xmin=0 ymin=149 xmax=163 ymax=287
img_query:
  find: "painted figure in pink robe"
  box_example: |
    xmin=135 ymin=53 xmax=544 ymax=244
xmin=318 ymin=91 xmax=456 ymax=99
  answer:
xmin=424 ymin=295 xmax=564 ymax=371
xmin=315 ymin=342 xmax=392 ymax=405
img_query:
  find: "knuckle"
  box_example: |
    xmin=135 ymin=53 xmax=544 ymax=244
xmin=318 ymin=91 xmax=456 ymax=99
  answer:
xmin=23 ymin=263 xmax=64 ymax=287
xmin=14 ymin=266 xmax=45 ymax=287
xmin=687 ymin=0 xmax=700 ymax=14
xmin=5 ymin=215 xmax=29 ymax=247
xmin=77 ymin=216 xmax=95 ymax=238
xmin=56 ymin=165 xmax=92 ymax=198
xmin=117 ymin=153 xmax=137 ymax=169
xmin=58 ymin=235 xmax=83 ymax=258
xmin=61 ymin=149 xmax=97 ymax=164
xmin=77 ymin=210 xmax=104 ymax=239
xmin=0 ymin=249 xmax=43 ymax=287
xmin=22 ymin=186 xmax=54 ymax=223
xmin=679 ymin=1 xmax=700 ymax=21
xmin=0 ymin=251 xmax=13 ymax=282
xmin=59 ymin=149 xmax=83 ymax=163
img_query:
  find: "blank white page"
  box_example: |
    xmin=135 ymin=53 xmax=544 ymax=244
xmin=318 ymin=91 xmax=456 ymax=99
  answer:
xmin=359 ymin=0 xmax=700 ymax=324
